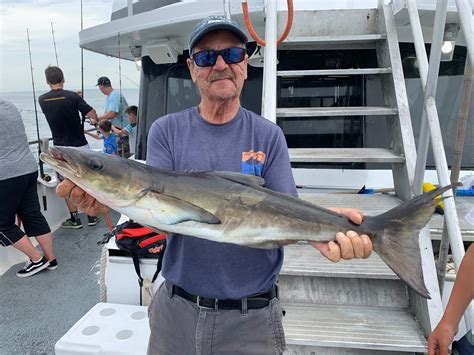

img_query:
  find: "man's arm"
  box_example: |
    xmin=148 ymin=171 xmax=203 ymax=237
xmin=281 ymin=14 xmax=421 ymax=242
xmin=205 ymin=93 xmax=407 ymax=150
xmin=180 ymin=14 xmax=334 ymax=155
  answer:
xmin=428 ymin=244 xmax=474 ymax=355
xmin=97 ymin=111 xmax=118 ymax=122
xmin=86 ymin=109 xmax=98 ymax=124
xmin=84 ymin=130 xmax=101 ymax=140
xmin=111 ymin=125 xmax=124 ymax=135
xmin=56 ymin=179 xmax=108 ymax=216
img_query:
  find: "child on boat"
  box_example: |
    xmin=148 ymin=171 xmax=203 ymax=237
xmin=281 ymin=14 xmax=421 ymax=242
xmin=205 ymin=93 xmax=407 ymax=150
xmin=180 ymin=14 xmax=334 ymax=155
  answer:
xmin=85 ymin=120 xmax=118 ymax=155
xmin=111 ymin=105 xmax=138 ymax=156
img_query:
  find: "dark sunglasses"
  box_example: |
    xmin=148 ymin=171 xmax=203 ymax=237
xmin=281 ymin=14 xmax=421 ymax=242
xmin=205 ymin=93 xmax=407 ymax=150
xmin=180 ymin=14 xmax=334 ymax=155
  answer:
xmin=192 ymin=47 xmax=246 ymax=67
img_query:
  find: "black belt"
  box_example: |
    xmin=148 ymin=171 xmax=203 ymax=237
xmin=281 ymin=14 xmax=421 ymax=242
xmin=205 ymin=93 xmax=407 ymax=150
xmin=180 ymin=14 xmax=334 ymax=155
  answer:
xmin=166 ymin=281 xmax=278 ymax=310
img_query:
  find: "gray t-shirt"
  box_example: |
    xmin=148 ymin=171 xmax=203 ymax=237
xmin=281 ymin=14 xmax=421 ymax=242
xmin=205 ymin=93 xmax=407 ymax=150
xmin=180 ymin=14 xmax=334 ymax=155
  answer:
xmin=0 ymin=99 xmax=37 ymax=181
xmin=147 ymin=106 xmax=297 ymax=299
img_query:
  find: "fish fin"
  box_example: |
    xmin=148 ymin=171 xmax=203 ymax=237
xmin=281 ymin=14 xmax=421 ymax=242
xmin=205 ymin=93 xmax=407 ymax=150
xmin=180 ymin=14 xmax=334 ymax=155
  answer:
xmin=211 ymin=171 xmax=265 ymax=187
xmin=140 ymin=191 xmax=221 ymax=225
xmin=365 ymin=184 xmax=455 ymax=299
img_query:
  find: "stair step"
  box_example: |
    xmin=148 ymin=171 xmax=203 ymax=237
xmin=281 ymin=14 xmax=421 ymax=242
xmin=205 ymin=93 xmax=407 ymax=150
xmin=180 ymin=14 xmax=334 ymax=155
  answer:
xmin=282 ymin=303 xmax=427 ymax=352
xmin=279 ymin=244 xmax=407 ymax=308
xmin=276 ymin=106 xmax=398 ymax=117
xmin=281 ymin=244 xmax=395 ymax=279
xmin=298 ymin=193 xmax=401 ymax=215
xmin=289 ymin=148 xmax=405 ymax=163
xmin=278 ymin=68 xmax=392 ymax=77
xmin=284 ymin=34 xmax=387 ymax=46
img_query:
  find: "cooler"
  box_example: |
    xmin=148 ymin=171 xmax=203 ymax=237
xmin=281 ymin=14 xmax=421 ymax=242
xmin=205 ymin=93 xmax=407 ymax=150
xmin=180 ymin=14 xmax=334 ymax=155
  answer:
xmin=55 ymin=302 xmax=149 ymax=355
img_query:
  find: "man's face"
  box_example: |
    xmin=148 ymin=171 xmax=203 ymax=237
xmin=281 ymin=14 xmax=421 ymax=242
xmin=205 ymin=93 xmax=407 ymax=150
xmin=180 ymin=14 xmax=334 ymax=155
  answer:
xmin=187 ymin=30 xmax=248 ymax=102
xmin=98 ymin=85 xmax=107 ymax=95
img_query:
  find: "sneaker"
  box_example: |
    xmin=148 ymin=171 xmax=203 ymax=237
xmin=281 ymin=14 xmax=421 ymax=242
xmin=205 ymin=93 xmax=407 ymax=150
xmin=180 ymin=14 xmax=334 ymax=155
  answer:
xmin=61 ymin=218 xmax=83 ymax=229
xmin=16 ymin=257 xmax=49 ymax=278
xmin=87 ymin=216 xmax=101 ymax=226
xmin=47 ymin=259 xmax=58 ymax=270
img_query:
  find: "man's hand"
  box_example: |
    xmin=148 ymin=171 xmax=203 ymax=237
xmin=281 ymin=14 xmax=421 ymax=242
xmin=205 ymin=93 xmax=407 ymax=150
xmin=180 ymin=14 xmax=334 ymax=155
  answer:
xmin=309 ymin=208 xmax=372 ymax=262
xmin=427 ymin=321 xmax=456 ymax=355
xmin=56 ymin=179 xmax=108 ymax=216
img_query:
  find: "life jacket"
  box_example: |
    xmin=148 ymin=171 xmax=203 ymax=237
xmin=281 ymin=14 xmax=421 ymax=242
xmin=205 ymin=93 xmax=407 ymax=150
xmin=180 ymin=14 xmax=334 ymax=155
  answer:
xmin=114 ymin=220 xmax=166 ymax=305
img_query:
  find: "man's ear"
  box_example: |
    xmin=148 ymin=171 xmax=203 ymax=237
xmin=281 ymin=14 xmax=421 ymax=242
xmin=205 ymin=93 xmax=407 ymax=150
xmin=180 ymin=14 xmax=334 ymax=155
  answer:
xmin=186 ymin=58 xmax=197 ymax=83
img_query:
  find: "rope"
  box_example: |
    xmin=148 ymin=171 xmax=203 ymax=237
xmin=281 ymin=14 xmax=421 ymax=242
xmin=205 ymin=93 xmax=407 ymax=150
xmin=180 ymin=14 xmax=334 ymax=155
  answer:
xmin=242 ymin=0 xmax=294 ymax=46
xmin=98 ymin=211 xmax=115 ymax=302
xmin=98 ymin=211 xmax=114 ymax=302
xmin=142 ymin=278 xmax=154 ymax=306
xmin=99 ymin=244 xmax=108 ymax=302
xmin=105 ymin=211 xmax=114 ymax=231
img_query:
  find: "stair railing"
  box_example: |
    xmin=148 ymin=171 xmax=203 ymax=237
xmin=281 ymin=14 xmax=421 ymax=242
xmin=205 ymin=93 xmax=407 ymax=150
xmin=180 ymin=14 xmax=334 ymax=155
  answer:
xmin=261 ymin=0 xmax=278 ymax=122
xmin=406 ymin=0 xmax=472 ymax=331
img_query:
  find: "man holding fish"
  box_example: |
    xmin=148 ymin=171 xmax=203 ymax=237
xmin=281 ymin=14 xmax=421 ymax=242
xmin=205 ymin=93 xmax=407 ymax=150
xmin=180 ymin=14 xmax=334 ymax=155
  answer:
xmin=53 ymin=16 xmax=377 ymax=354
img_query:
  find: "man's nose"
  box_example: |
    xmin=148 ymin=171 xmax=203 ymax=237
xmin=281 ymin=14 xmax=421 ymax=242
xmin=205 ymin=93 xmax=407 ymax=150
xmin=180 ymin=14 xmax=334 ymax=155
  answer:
xmin=213 ymin=54 xmax=228 ymax=69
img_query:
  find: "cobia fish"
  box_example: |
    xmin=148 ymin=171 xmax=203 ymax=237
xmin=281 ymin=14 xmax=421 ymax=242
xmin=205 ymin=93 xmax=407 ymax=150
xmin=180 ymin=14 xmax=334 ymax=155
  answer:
xmin=40 ymin=146 xmax=453 ymax=299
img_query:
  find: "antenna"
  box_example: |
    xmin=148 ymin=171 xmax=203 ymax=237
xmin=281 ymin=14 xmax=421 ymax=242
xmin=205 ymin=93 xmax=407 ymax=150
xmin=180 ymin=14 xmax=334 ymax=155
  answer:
xmin=51 ymin=21 xmax=59 ymax=66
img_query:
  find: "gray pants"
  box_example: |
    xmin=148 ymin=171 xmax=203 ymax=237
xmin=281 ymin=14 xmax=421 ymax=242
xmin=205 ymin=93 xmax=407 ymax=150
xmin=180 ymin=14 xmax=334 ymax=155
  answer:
xmin=147 ymin=282 xmax=286 ymax=355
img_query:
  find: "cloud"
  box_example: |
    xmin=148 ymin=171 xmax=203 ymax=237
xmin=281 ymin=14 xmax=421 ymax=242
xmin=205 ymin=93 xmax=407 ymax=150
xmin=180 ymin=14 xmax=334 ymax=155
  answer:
xmin=0 ymin=0 xmax=139 ymax=92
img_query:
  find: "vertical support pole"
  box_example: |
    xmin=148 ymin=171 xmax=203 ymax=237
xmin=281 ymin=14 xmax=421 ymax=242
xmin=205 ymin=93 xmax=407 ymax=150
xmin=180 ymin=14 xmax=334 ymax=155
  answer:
xmin=411 ymin=0 xmax=447 ymax=194
xmin=262 ymin=0 xmax=277 ymax=123
xmin=127 ymin=0 xmax=133 ymax=17
xmin=454 ymin=0 xmax=474 ymax=69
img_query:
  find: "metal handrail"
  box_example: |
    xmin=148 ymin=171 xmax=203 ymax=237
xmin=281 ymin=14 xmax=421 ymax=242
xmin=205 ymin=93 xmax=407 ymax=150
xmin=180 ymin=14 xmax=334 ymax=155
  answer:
xmin=28 ymin=127 xmax=98 ymax=146
xmin=406 ymin=0 xmax=471 ymax=331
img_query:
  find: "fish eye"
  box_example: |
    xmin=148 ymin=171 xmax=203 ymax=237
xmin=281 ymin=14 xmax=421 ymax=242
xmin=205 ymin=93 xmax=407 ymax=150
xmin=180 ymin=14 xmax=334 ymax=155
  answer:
xmin=89 ymin=159 xmax=103 ymax=171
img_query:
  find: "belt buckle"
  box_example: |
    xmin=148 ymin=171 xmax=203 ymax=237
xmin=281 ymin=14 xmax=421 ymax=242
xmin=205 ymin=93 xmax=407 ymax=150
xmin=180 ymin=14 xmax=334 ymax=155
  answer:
xmin=196 ymin=296 xmax=219 ymax=310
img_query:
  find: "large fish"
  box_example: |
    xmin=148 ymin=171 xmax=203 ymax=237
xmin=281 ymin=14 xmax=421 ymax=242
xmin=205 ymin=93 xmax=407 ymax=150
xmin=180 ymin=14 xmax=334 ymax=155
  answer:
xmin=41 ymin=146 xmax=453 ymax=299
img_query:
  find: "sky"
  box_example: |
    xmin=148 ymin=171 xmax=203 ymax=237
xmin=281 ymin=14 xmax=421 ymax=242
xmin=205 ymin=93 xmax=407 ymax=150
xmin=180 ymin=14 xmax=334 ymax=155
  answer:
xmin=0 ymin=0 xmax=140 ymax=93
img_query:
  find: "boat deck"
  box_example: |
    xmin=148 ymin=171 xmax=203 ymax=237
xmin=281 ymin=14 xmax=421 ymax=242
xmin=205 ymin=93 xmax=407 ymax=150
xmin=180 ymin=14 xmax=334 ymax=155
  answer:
xmin=0 ymin=194 xmax=472 ymax=353
xmin=0 ymin=211 xmax=120 ymax=355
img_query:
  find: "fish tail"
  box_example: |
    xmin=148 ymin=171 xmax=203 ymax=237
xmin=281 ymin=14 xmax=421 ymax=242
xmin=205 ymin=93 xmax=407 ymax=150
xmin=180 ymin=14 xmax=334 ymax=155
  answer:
xmin=363 ymin=184 xmax=455 ymax=299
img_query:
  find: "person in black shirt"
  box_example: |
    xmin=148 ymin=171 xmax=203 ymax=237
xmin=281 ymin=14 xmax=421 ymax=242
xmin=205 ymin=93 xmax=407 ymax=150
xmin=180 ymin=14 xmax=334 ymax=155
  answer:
xmin=39 ymin=66 xmax=100 ymax=229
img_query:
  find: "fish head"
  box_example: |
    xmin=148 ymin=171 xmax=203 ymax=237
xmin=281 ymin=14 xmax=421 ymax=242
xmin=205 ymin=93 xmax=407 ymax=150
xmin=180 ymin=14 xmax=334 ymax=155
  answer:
xmin=40 ymin=146 xmax=147 ymax=208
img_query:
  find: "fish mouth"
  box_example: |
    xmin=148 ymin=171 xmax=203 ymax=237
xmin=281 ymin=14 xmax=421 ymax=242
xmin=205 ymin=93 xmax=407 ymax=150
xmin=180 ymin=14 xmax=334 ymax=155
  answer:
xmin=40 ymin=147 xmax=82 ymax=178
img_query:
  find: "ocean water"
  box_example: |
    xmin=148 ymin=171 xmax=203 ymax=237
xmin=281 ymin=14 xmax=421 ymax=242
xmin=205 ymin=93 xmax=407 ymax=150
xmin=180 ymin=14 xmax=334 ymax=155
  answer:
xmin=0 ymin=88 xmax=140 ymax=155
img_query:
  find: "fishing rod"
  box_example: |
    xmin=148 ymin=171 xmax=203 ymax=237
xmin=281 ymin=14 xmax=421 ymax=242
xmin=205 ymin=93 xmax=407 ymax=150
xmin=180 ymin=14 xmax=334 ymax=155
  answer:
xmin=27 ymin=28 xmax=49 ymax=209
xmin=118 ymin=32 xmax=125 ymax=158
xmin=50 ymin=21 xmax=59 ymax=66
xmin=80 ymin=0 xmax=86 ymax=129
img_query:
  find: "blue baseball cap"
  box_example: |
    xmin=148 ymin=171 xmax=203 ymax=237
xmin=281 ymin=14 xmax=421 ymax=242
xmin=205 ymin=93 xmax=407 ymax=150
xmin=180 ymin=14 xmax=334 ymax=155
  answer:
xmin=189 ymin=15 xmax=248 ymax=53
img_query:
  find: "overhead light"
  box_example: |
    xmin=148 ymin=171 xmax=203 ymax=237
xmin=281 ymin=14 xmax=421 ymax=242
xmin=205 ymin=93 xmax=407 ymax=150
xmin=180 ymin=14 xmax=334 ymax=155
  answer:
xmin=441 ymin=41 xmax=454 ymax=54
xmin=440 ymin=23 xmax=459 ymax=61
